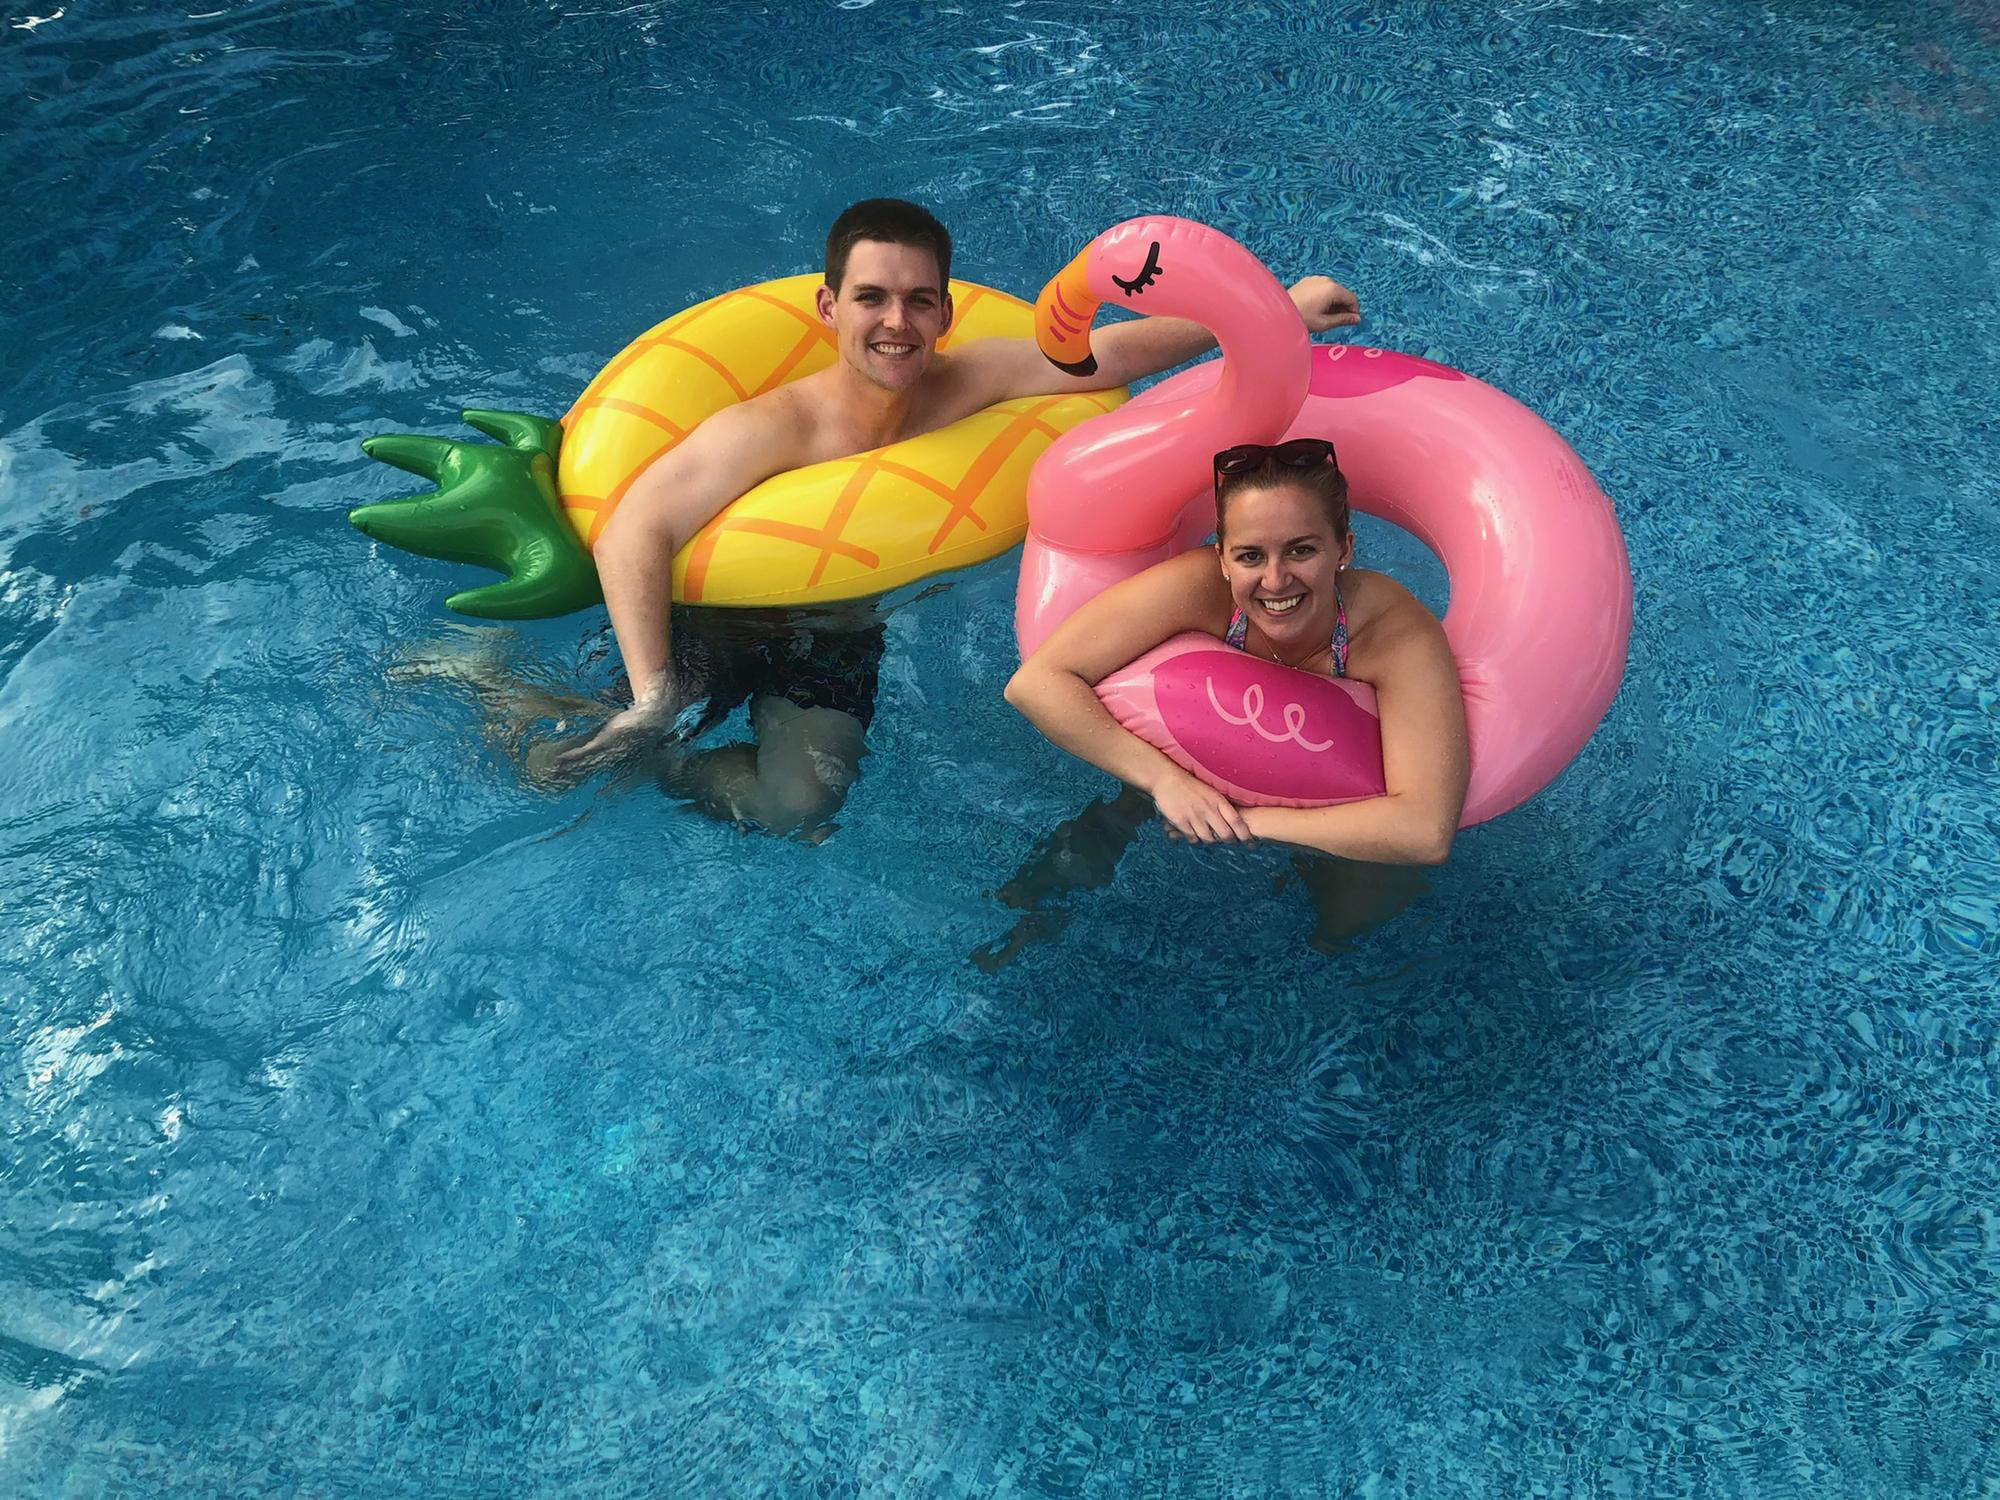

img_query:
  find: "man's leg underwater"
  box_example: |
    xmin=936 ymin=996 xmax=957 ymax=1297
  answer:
xmin=393 ymin=625 xmax=604 ymax=765
xmin=656 ymin=695 xmax=868 ymax=839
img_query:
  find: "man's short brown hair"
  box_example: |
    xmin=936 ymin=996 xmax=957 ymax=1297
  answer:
xmin=824 ymin=199 xmax=953 ymax=292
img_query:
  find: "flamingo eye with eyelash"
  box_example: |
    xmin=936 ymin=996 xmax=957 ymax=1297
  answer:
xmin=1111 ymin=241 xmax=1164 ymax=297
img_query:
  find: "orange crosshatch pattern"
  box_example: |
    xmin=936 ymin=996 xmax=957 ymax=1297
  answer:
xmin=550 ymin=274 xmax=1126 ymax=609
xmin=672 ymin=389 xmax=1119 ymax=604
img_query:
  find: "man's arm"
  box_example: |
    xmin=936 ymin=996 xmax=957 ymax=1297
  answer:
xmin=952 ymin=275 xmax=1360 ymax=404
xmin=591 ymin=399 xmax=801 ymax=703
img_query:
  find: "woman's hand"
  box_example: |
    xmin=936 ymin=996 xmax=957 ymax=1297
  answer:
xmin=1289 ymin=276 xmax=1361 ymax=332
xmin=1151 ymin=768 xmax=1255 ymax=845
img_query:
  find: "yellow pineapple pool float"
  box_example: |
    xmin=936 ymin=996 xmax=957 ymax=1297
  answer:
xmin=350 ymin=275 xmax=1127 ymax=617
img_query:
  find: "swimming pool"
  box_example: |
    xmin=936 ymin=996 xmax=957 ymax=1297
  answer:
xmin=3 ymin=0 xmax=1996 ymax=1493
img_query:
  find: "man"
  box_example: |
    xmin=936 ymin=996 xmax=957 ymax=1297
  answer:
xmin=562 ymin=199 xmax=1360 ymax=835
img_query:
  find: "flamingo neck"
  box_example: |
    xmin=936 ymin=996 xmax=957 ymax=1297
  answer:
xmin=1032 ymin=219 xmax=1310 ymax=548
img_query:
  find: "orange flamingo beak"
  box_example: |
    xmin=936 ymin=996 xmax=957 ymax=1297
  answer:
xmin=1035 ymin=245 xmax=1102 ymax=378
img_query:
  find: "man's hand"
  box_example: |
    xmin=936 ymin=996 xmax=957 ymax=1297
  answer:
xmin=1289 ymin=276 xmax=1361 ymax=333
xmin=547 ymin=673 xmax=683 ymax=779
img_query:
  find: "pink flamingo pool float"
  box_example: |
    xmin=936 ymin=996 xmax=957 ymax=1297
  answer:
xmin=1018 ymin=217 xmax=1633 ymax=826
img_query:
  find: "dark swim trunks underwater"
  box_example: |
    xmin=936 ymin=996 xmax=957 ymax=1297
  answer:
xmin=603 ymin=604 xmax=887 ymax=733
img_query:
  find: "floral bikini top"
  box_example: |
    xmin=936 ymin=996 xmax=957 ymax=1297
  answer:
xmin=1224 ymin=580 xmax=1349 ymax=678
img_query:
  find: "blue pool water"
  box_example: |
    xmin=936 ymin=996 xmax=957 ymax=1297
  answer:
xmin=3 ymin=1 xmax=1997 ymax=1493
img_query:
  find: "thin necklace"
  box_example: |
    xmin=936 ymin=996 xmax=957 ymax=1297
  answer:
xmin=1255 ymin=636 xmax=1326 ymax=670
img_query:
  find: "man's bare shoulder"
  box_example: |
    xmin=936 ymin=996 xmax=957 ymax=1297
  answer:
xmin=929 ymin=336 xmax=1038 ymax=410
xmin=718 ymin=381 xmax=814 ymax=436
xmin=690 ymin=381 xmax=816 ymax=466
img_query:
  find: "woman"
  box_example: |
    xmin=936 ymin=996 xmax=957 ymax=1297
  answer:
xmin=1004 ymin=438 xmax=1469 ymax=865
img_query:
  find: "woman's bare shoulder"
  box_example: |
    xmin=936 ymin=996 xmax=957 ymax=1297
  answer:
xmin=1024 ymin=545 xmax=1231 ymax=685
xmin=1348 ymin=569 xmax=1439 ymax=635
xmin=1345 ymin=569 xmax=1453 ymax=678
xmin=1107 ymin=546 xmax=1232 ymax=628
xmin=1154 ymin=544 xmax=1227 ymax=583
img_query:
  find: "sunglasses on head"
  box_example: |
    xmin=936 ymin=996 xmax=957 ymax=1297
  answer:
xmin=1213 ymin=438 xmax=1339 ymax=486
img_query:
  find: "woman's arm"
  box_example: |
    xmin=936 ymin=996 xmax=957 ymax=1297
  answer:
xmin=1244 ymin=600 xmax=1469 ymax=864
xmin=1005 ymin=552 xmax=1256 ymax=844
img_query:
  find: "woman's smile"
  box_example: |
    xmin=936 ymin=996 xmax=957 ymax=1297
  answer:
xmin=1255 ymin=590 xmax=1307 ymax=618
